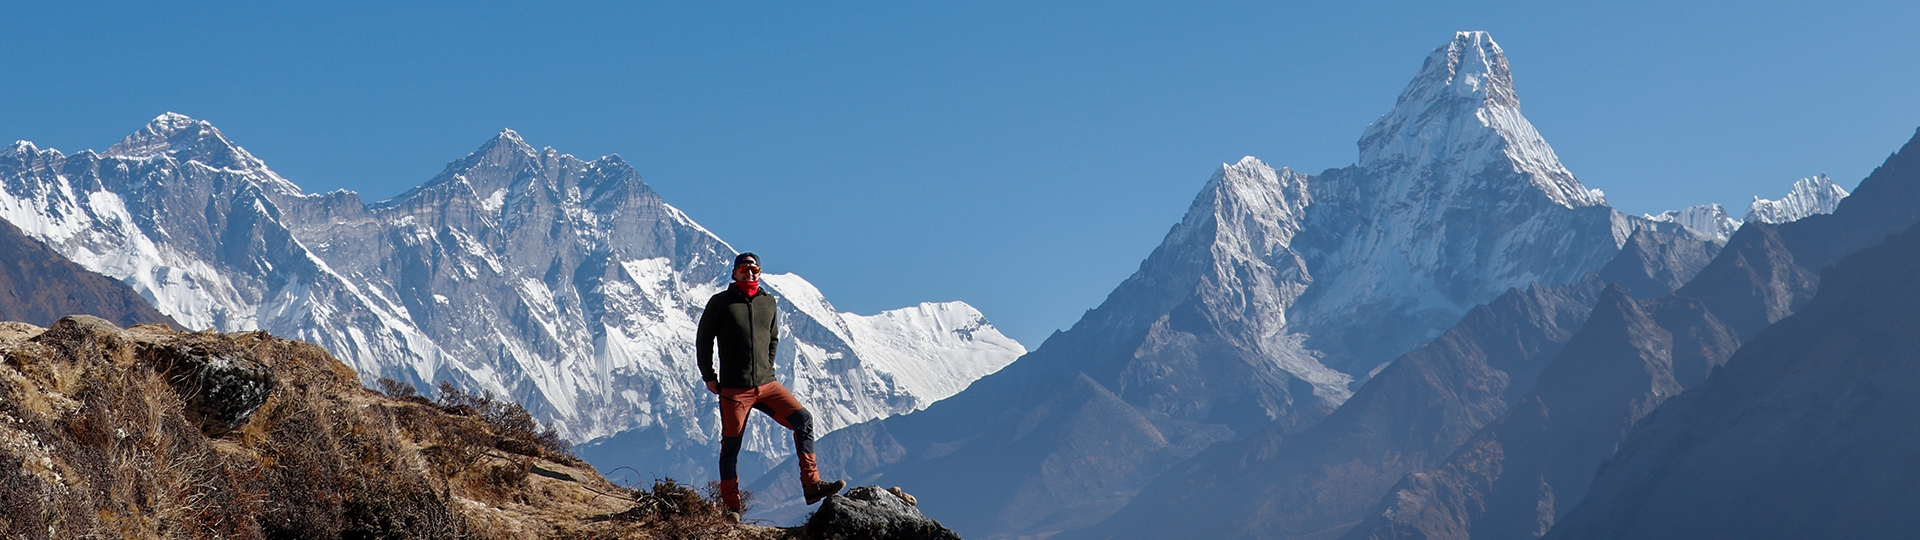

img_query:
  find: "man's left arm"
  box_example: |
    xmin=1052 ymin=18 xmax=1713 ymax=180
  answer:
xmin=768 ymin=298 xmax=780 ymax=362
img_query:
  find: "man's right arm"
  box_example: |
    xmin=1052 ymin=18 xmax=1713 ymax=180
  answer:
xmin=697 ymin=298 xmax=719 ymax=386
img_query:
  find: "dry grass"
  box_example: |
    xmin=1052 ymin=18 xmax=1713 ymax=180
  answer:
xmin=564 ymin=478 xmax=786 ymax=540
xmin=0 ymin=316 xmax=770 ymax=540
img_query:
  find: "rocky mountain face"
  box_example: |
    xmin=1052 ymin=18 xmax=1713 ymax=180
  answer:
xmin=1069 ymin=228 xmax=1721 ymax=540
xmin=1288 ymin=32 xmax=1633 ymax=378
xmin=0 ymin=217 xmax=175 ymax=328
xmin=1066 ymin=277 xmax=1608 ymax=540
xmin=1542 ymin=218 xmax=1920 ymax=540
xmin=0 ymin=116 xmax=1025 ymax=486
xmin=1336 ymin=127 xmax=1920 ymax=540
xmin=1595 ymin=229 xmax=1725 ymax=300
xmin=1337 ymin=286 xmax=1736 ymax=540
xmin=760 ymin=31 xmax=1683 ymax=538
xmin=1535 ymin=128 xmax=1920 ymax=540
xmin=753 ymin=158 xmax=1352 ymax=535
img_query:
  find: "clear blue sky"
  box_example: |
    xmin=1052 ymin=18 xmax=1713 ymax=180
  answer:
xmin=4 ymin=1 xmax=1917 ymax=347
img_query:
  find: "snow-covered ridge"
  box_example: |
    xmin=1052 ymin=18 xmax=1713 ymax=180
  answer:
xmin=1746 ymin=174 xmax=1848 ymax=224
xmin=1645 ymin=174 xmax=1851 ymax=242
xmin=0 ymin=115 xmax=1026 ymax=485
xmin=1646 ymin=204 xmax=1739 ymax=243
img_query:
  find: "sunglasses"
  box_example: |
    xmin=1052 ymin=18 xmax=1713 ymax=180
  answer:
xmin=735 ymin=264 xmax=761 ymax=272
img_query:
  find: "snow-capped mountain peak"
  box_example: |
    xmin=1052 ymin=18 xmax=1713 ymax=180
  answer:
xmin=103 ymin=113 xmax=303 ymax=196
xmin=1356 ymin=31 xmax=1602 ymax=209
xmin=1648 ymin=173 xmax=1852 ymax=242
xmin=1646 ymin=203 xmax=1739 ymax=242
xmin=4 ymin=141 xmax=35 ymax=157
xmin=1746 ymin=173 xmax=1849 ymax=224
xmin=0 ymin=118 xmax=1027 ymax=487
xmin=1172 ymin=156 xmax=1312 ymax=254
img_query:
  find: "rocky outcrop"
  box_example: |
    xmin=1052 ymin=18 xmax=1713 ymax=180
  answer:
xmin=143 ymin=343 xmax=274 ymax=436
xmin=803 ymin=486 xmax=960 ymax=540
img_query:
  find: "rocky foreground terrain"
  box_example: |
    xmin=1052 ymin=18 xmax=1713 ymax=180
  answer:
xmin=0 ymin=315 xmax=956 ymax=539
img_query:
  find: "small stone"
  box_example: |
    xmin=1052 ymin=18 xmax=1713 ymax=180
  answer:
xmin=888 ymin=486 xmax=917 ymax=506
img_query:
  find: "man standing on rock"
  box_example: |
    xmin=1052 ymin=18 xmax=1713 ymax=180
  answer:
xmin=698 ymin=252 xmax=845 ymax=515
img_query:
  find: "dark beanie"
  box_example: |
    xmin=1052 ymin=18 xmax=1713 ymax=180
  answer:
xmin=734 ymin=252 xmax=760 ymax=268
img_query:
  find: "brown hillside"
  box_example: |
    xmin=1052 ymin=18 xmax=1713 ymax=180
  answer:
xmin=0 ymin=315 xmax=781 ymax=539
xmin=0 ymin=218 xmax=176 ymax=329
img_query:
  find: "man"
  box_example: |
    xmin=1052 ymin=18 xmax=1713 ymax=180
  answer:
xmin=697 ymin=252 xmax=845 ymax=514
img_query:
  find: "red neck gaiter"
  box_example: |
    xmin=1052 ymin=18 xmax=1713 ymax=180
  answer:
xmin=733 ymin=280 xmax=760 ymax=297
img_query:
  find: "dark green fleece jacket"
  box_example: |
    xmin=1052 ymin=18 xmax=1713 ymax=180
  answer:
xmin=697 ymin=287 xmax=780 ymax=388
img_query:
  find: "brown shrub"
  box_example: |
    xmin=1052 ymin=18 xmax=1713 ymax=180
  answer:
xmin=631 ymin=478 xmax=727 ymax=538
xmin=375 ymin=377 xmax=419 ymax=400
xmin=432 ymin=381 xmax=579 ymax=464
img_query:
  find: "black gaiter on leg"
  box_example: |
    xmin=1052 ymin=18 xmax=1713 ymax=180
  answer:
xmin=719 ymin=435 xmax=744 ymax=480
xmin=786 ymin=409 xmax=816 ymax=455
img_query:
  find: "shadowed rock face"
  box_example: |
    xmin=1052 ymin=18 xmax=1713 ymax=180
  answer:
xmin=1339 ymin=287 xmax=1735 ymax=540
xmin=1541 ymin=220 xmax=1920 ymax=540
xmin=0 ymin=218 xmax=175 ymax=329
xmin=1597 ymin=229 xmax=1724 ymax=300
xmin=1063 ymin=278 xmax=1608 ymax=540
xmin=1339 ymin=127 xmax=1920 ymax=540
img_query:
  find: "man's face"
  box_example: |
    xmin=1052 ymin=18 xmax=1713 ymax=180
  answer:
xmin=733 ymin=263 xmax=760 ymax=282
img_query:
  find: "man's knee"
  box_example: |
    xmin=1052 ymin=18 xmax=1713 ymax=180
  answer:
xmin=785 ymin=409 xmax=817 ymax=455
xmin=785 ymin=409 xmax=815 ymax=440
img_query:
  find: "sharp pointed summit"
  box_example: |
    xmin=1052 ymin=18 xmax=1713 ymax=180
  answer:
xmin=1287 ymin=31 xmax=1635 ymax=376
xmin=1358 ymin=31 xmax=1602 ymax=209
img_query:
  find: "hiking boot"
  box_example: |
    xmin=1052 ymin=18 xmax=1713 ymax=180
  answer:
xmin=723 ymin=510 xmax=742 ymax=524
xmin=803 ymin=479 xmax=845 ymax=505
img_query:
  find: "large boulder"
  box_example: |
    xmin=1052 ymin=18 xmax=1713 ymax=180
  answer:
xmin=144 ymin=343 xmax=274 ymax=437
xmin=802 ymin=486 xmax=961 ymax=540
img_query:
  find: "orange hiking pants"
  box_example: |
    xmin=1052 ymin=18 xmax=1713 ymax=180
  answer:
xmin=717 ymin=380 xmax=818 ymax=510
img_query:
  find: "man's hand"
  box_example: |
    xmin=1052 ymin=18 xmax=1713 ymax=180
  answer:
xmin=706 ymin=380 xmax=720 ymax=395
